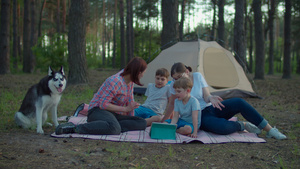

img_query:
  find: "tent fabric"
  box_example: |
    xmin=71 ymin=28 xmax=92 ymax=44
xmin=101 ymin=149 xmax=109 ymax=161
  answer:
xmin=134 ymin=39 xmax=258 ymax=99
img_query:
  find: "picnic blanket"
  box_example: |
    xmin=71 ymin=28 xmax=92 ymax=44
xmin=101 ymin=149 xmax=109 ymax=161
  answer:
xmin=51 ymin=115 xmax=266 ymax=144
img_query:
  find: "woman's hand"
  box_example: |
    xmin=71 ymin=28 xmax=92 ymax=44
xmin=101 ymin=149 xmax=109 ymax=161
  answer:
xmin=209 ymin=95 xmax=225 ymax=110
xmin=125 ymin=101 xmax=140 ymax=112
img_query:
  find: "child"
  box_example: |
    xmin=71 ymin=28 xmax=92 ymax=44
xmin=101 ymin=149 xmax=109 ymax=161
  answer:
xmin=166 ymin=77 xmax=201 ymax=138
xmin=134 ymin=68 xmax=171 ymax=126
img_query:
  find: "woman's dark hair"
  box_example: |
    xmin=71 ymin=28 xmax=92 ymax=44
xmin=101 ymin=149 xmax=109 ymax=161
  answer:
xmin=121 ymin=57 xmax=147 ymax=86
xmin=170 ymin=62 xmax=192 ymax=76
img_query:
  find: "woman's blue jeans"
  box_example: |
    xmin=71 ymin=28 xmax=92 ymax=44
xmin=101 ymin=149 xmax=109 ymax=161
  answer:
xmin=76 ymin=107 xmax=147 ymax=135
xmin=200 ymin=98 xmax=268 ymax=135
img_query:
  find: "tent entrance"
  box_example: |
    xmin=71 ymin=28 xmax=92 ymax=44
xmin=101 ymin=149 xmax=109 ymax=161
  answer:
xmin=203 ymin=47 xmax=239 ymax=89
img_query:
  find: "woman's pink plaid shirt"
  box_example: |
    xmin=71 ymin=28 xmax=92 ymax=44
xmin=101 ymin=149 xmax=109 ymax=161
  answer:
xmin=88 ymin=70 xmax=134 ymax=116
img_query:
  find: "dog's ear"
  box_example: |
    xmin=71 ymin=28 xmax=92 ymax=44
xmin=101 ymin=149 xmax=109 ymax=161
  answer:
xmin=60 ymin=66 xmax=65 ymax=76
xmin=48 ymin=66 xmax=54 ymax=76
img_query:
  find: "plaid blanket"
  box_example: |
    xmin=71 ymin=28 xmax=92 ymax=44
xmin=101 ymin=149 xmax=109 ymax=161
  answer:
xmin=51 ymin=115 xmax=266 ymax=144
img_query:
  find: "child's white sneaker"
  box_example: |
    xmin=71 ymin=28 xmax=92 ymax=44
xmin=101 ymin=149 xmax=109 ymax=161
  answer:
xmin=266 ymin=127 xmax=287 ymax=140
xmin=244 ymin=122 xmax=261 ymax=134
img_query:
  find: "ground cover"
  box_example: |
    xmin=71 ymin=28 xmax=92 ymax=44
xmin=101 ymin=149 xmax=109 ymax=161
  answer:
xmin=0 ymin=69 xmax=299 ymax=168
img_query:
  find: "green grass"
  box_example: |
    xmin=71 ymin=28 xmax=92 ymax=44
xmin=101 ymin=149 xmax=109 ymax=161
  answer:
xmin=0 ymin=90 xmax=25 ymax=131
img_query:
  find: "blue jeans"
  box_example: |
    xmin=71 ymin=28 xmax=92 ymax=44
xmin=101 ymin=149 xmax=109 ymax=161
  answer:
xmin=76 ymin=107 xmax=147 ymax=135
xmin=200 ymin=98 xmax=268 ymax=135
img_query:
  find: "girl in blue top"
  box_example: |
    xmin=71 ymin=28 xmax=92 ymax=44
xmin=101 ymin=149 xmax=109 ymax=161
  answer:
xmin=163 ymin=62 xmax=286 ymax=140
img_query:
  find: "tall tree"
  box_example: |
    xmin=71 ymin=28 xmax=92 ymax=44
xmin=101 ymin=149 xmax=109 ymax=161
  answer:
xmin=217 ymin=0 xmax=225 ymax=46
xmin=253 ymin=0 xmax=265 ymax=79
xmin=57 ymin=0 xmax=60 ymax=34
xmin=0 ymin=0 xmax=11 ymax=74
xmin=17 ymin=3 xmax=22 ymax=63
xmin=126 ymin=0 xmax=134 ymax=62
xmin=62 ymin=0 xmax=66 ymax=33
xmin=112 ymin=0 xmax=117 ymax=68
xmin=119 ymin=0 xmax=125 ymax=68
xmin=38 ymin=0 xmax=46 ymax=39
xmin=102 ymin=0 xmax=106 ymax=66
xmin=67 ymin=0 xmax=89 ymax=84
xmin=12 ymin=0 xmax=18 ymax=69
xmin=210 ymin=0 xmax=217 ymax=41
xmin=268 ymin=0 xmax=276 ymax=75
xmin=161 ymin=0 xmax=178 ymax=47
xmin=23 ymin=0 xmax=33 ymax=73
xmin=282 ymin=0 xmax=292 ymax=79
xmin=294 ymin=0 xmax=300 ymax=74
xmin=233 ymin=0 xmax=246 ymax=70
xmin=179 ymin=0 xmax=186 ymax=41
xmin=247 ymin=16 xmax=254 ymax=73
xmin=30 ymin=0 xmax=36 ymax=70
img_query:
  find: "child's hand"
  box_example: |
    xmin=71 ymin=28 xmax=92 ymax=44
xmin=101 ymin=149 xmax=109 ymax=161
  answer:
xmin=189 ymin=132 xmax=197 ymax=138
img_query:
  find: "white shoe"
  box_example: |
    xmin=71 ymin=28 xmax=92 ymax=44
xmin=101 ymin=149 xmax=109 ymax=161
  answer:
xmin=266 ymin=127 xmax=287 ymax=140
xmin=244 ymin=122 xmax=261 ymax=134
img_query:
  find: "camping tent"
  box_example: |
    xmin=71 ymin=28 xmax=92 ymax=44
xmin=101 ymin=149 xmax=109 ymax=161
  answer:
xmin=134 ymin=39 xmax=258 ymax=99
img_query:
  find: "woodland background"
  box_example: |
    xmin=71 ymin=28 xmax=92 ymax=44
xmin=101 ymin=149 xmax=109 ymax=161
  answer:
xmin=0 ymin=0 xmax=299 ymax=83
xmin=0 ymin=1 xmax=300 ymax=168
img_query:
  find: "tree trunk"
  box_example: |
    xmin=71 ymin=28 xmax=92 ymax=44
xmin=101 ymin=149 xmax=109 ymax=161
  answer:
xmin=233 ymin=0 xmax=246 ymax=70
xmin=179 ymin=0 xmax=186 ymax=41
xmin=217 ymin=0 xmax=225 ymax=46
xmin=297 ymin=48 xmax=300 ymax=74
xmin=30 ymin=0 xmax=36 ymax=70
xmin=253 ymin=0 xmax=265 ymax=79
xmin=126 ymin=0 xmax=134 ymax=62
xmin=268 ymin=0 xmax=276 ymax=75
xmin=210 ymin=0 xmax=217 ymax=41
xmin=112 ymin=0 xmax=117 ymax=68
xmin=282 ymin=0 xmax=292 ymax=79
xmin=93 ymin=1 xmax=98 ymax=60
xmin=119 ymin=0 xmax=125 ymax=68
xmin=244 ymin=0 xmax=248 ymax=64
xmin=161 ymin=0 xmax=178 ymax=47
xmin=67 ymin=0 xmax=89 ymax=84
xmin=38 ymin=0 xmax=46 ymax=38
xmin=12 ymin=0 xmax=18 ymax=69
xmin=62 ymin=0 xmax=66 ymax=33
xmin=57 ymin=0 xmax=60 ymax=34
xmin=23 ymin=0 xmax=33 ymax=73
xmin=248 ymin=17 xmax=253 ymax=73
xmin=102 ymin=0 xmax=106 ymax=66
xmin=0 ymin=0 xmax=11 ymax=74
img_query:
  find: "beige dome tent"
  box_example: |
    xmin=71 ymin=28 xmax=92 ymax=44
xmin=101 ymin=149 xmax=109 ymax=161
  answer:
xmin=134 ymin=39 xmax=258 ymax=99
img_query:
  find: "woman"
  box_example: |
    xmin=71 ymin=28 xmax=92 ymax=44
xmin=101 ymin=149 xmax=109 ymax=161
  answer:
xmin=162 ymin=62 xmax=286 ymax=140
xmin=55 ymin=57 xmax=147 ymax=135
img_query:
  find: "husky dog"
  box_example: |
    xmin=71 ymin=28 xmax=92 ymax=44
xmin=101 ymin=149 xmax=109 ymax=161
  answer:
xmin=15 ymin=66 xmax=67 ymax=134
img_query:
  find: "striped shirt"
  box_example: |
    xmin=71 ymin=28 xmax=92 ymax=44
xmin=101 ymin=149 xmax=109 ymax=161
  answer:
xmin=88 ymin=70 xmax=134 ymax=116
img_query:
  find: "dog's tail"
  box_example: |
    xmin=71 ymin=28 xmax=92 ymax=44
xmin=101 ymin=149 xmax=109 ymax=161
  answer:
xmin=15 ymin=112 xmax=32 ymax=129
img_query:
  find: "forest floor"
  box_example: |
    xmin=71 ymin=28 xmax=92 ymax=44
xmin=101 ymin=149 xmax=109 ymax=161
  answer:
xmin=0 ymin=69 xmax=299 ymax=169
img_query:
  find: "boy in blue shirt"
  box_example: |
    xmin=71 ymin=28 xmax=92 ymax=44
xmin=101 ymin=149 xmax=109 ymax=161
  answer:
xmin=166 ymin=77 xmax=201 ymax=138
xmin=135 ymin=68 xmax=171 ymax=126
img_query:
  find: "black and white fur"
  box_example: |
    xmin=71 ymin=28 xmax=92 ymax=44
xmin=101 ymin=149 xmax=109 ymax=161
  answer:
xmin=15 ymin=66 xmax=67 ymax=134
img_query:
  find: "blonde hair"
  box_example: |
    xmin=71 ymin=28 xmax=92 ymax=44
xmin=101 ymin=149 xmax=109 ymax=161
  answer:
xmin=173 ymin=77 xmax=193 ymax=90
